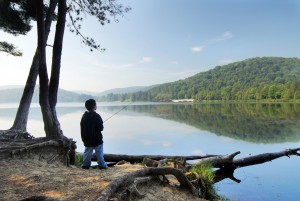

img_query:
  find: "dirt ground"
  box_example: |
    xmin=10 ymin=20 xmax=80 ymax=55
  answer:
xmin=0 ymin=159 xmax=207 ymax=201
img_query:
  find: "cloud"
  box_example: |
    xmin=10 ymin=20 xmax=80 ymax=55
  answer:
xmin=190 ymin=31 xmax=233 ymax=53
xmin=212 ymin=31 xmax=233 ymax=42
xmin=161 ymin=141 xmax=172 ymax=147
xmin=191 ymin=46 xmax=204 ymax=52
xmin=143 ymin=140 xmax=153 ymax=146
xmin=140 ymin=56 xmax=152 ymax=63
xmin=171 ymin=61 xmax=179 ymax=65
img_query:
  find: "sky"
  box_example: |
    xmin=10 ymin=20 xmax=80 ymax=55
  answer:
xmin=0 ymin=0 xmax=300 ymax=93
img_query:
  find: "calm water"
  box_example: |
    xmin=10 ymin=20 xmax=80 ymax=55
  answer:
xmin=1 ymin=102 xmax=300 ymax=201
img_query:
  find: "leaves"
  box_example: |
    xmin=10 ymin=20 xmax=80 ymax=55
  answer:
xmin=0 ymin=41 xmax=22 ymax=56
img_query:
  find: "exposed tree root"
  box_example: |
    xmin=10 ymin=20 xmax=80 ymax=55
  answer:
xmin=0 ymin=129 xmax=34 ymax=140
xmin=96 ymin=167 xmax=198 ymax=201
xmin=0 ymin=137 xmax=75 ymax=165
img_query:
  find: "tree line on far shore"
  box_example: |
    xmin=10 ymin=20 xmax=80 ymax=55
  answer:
xmin=97 ymin=57 xmax=300 ymax=102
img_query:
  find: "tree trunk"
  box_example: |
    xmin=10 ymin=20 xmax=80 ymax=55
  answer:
xmin=35 ymin=0 xmax=68 ymax=140
xmin=9 ymin=0 xmax=58 ymax=132
xmin=10 ymin=54 xmax=38 ymax=131
xmin=45 ymin=0 xmax=67 ymax=139
xmin=36 ymin=0 xmax=58 ymax=139
xmin=49 ymin=0 xmax=66 ymax=110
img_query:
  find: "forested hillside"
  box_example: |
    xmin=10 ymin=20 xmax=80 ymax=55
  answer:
xmin=100 ymin=57 xmax=300 ymax=102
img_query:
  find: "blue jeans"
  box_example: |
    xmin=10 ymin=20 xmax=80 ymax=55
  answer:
xmin=82 ymin=144 xmax=107 ymax=168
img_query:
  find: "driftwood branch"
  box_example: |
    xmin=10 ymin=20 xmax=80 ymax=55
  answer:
xmin=94 ymin=153 xmax=219 ymax=163
xmin=198 ymin=151 xmax=241 ymax=168
xmin=210 ymin=148 xmax=300 ymax=183
xmin=195 ymin=148 xmax=300 ymax=169
xmin=233 ymin=148 xmax=300 ymax=168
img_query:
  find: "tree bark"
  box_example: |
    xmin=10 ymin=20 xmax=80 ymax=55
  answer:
xmin=35 ymin=0 xmax=67 ymax=140
xmin=199 ymin=151 xmax=241 ymax=168
xmin=36 ymin=0 xmax=57 ymax=139
xmin=44 ymin=0 xmax=68 ymax=140
xmin=9 ymin=0 xmax=58 ymax=133
xmin=94 ymin=153 xmax=219 ymax=163
xmin=233 ymin=148 xmax=300 ymax=168
xmin=195 ymin=148 xmax=300 ymax=169
xmin=49 ymin=0 xmax=66 ymax=109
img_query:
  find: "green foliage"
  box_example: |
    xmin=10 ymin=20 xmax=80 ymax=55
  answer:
xmin=0 ymin=0 xmax=38 ymax=56
xmin=189 ymin=162 xmax=219 ymax=200
xmin=0 ymin=41 xmax=22 ymax=56
xmin=100 ymin=57 xmax=300 ymax=102
xmin=190 ymin=162 xmax=214 ymax=183
xmin=75 ymin=153 xmax=83 ymax=166
xmin=0 ymin=0 xmax=36 ymax=35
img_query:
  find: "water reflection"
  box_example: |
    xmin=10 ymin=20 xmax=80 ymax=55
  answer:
xmin=1 ymin=103 xmax=300 ymax=144
xmin=101 ymin=103 xmax=300 ymax=144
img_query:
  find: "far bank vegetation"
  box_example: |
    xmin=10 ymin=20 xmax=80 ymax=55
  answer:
xmin=98 ymin=57 xmax=300 ymax=102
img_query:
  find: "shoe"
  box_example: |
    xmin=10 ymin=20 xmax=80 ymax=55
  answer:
xmin=81 ymin=166 xmax=90 ymax=169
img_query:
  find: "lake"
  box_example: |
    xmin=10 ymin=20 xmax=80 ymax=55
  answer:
xmin=1 ymin=102 xmax=300 ymax=201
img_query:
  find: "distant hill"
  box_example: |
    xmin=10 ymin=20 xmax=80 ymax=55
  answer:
xmin=100 ymin=57 xmax=300 ymax=102
xmin=96 ymin=85 xmax=157 ymax=97
xmin=0 ymin=86 xmax=93 ymax=103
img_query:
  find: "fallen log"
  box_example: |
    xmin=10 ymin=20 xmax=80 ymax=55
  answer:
xmin=196 ymin=148 xmax=300 ymax=169
xmin=198 ymin=151 xmax=240 ymax=168
xmin=233 ymin=147 xmax=300 ymax=168
xmin=210 ymin=148 xmax=300 ymax=183
xmin=93 ymin=153 xmax=219 ymax=163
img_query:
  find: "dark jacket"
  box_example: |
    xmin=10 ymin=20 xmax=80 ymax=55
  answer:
xmin=80 ymin=110 xmax=104 ymax=147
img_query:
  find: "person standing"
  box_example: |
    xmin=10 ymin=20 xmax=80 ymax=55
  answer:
xmin=80 ymin=99 xmax=108 ymax=169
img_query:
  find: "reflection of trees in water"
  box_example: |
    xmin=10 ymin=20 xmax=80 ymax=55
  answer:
xmin=2 ymin=103 xmax=300 ymax=143
xmin=112 ymin=103 xmax=300 ymax=144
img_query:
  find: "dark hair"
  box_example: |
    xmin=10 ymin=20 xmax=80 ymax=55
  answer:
xmin=85 ymin=99 xmax=96 ymax=111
